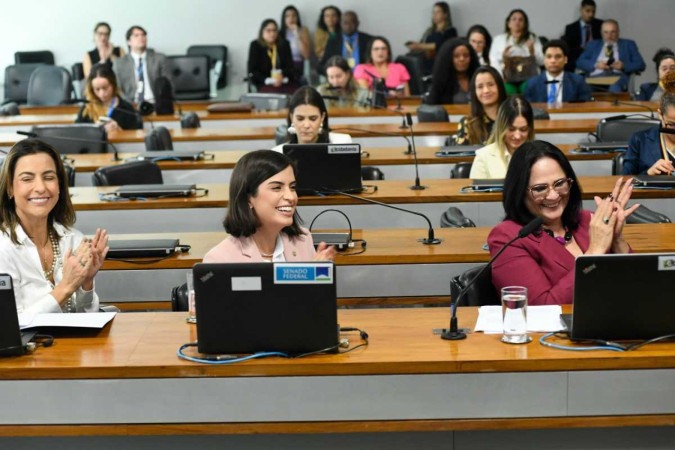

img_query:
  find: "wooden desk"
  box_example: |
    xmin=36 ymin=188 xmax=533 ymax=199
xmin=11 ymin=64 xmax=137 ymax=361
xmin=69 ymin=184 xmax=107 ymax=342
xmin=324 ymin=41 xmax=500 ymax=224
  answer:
xmin=1 ymin=309 xmax=674 ymax=448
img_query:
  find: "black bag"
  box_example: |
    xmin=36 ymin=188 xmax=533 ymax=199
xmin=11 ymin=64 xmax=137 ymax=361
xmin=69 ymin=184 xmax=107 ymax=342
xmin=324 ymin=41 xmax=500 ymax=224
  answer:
xmin=503 ymin=56 xmax=538 ymax=84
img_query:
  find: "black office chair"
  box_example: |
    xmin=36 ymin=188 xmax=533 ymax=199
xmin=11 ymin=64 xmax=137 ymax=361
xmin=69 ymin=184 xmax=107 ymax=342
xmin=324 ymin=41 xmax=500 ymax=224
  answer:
xmin=15 ymin=50 xmax=55 ymax=65
xmin=187 ymin=45 xmax=228 ymax=89
xmin=440 ymin=207 xmax=476 ymax=228
xmin=274 ymin=124 xmax=289 ymax=145
xmin=361 ymin=166 xmax=385 ymax=181
xmin=167 ymin=55 xmax=211 ymax=100
xmin=26 ymin=65 xmax=72 ymax=106
xmin=626 ymin=205 xmax=672 ymax=224
xmin=240 ymin=93 xmax=290 ymax=111
xmin=612 ymin=153 xmax=624 ymax=175
xmin=450 ymin=162 xmax=473 ymax=179
xmin=31 ymin=124 xmax=107 ymax=154
xmin=450 ymin=264 xmax=500 ymax=307
xmin=0 ymin=102 xmax=20 ymax=116
xmin=92 ymin=160 xmax=163 ymax=186
xmin=180 ymin=112 xmax=201 ymax=129
xmin=71 ymin=63 xmax=85 ymax=99
xmin=416 ymin=104 xmax=449 ymax=123
xmin=171 ymin=283 xmax=189 ymax=312
xmin=63 ymin=163 xmax=76 ymax=187
xmin=144 ymin=126 xmax=174 ymax=151
xmin=4 ymin=64 xmax=43 ymax=104
xmin=596 ymin=117 xmax=659 ymax=142
xmin=395 ymin=54 xmax=426 ymax=96
xmin=532 ymin=107 xmax=550 ymax=120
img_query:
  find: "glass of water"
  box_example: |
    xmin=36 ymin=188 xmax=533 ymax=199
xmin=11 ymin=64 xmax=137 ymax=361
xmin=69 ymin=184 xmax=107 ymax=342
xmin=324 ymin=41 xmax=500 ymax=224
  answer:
xmin=186 ymin=270 xmax=196 ymax=324
xmin=501 ymin=286 xmax=530 ymax=344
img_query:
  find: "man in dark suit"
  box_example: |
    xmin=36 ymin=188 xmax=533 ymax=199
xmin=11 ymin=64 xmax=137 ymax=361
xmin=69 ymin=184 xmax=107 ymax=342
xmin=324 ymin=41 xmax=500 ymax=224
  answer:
xmin=576 ymin=19 xmax=646 ymax=93
xmin=113 ymin=25 xmax=170 ymax=103
xmin=562 ymin=0 xmax=603 ymax=72
xmin=524 ymin=40 xmax=592 ymax=103
xmin=319 ymin=11 xmax=373 ymax=74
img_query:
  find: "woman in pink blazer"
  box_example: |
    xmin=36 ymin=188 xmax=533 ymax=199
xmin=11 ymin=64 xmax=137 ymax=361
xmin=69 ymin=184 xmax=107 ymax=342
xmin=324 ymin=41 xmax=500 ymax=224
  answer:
xmin=204 ymin=150 xmax=335 ymax=263
xmin=488 ymin=141 xmax=638 ymax=305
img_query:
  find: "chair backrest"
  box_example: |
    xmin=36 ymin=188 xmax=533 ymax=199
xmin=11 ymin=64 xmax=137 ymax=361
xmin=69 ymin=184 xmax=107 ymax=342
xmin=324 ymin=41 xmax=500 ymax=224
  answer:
xmin=144 ymin=126 xmax=174 ymax=151
xmin=612 ymin=152 xmax=624 ymax=176
xmin=92 ymin=160 xmax=163 ymax=186
xmin=239 ymin=93 xmax=290 ymax=111
xmin=31 ymin=124 xmax=107 ymax=154
xmin=450 ymin=264 xmax=500 ymax=307
xmin=63 ymin=163 xmax=76 ymax=187
xmin=180 ymin=111 xmax=201 ymax=129
xmin=71 ymin=63 xmax=84 ymax=82
xmin=0 ymin=102 xmax=20 ymax=116
xmin=26 ymin=66 xmax=72 ymax=106
xmin=187 ymin=45 xmax=228 ymax=88
xmin=15 ymin=50 xmax=54 ymax=65
xmin=596 ymin=118 xmax=660 ymax=142
xmin=171 ymin=282 xmax=189 ymax=311
xmin=395 ymin=54 xmax=425 ymax=96
xmin=167 ymin=55 xmax=210 ymax=100
xmin=274 ymin=124 xmax=288 ymax=145
xmin=532 ymin=107 xmax=550 ymax=120
xmin=626 ymin=205 xmax=672 ymax=224
xmin=416 ymin=104 xmax=449 ymax=123
xmin=361 ymin=166 xmax=385 ymax=181
xmin=440 ymin=207 xmax=476 ymax=228
xmin=4 ymin=64 xmax=43 ymax=104
xmin=450 ymin=162 xmax=473 ymax=179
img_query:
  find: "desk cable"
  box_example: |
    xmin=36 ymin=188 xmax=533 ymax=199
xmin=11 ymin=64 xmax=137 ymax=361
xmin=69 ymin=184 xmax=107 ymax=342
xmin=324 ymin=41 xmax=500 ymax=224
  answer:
xmin=539 ymin=331 xmax=675 ymax=352
xmin=308 ymin=209 xmax=367 ymax=255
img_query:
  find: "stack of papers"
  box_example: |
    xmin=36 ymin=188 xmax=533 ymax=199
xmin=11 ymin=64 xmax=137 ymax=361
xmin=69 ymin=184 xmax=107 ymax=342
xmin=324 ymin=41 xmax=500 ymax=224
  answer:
xmin=18 ymin=312 xmax=116 ymax=330
xmin=474 ymin=305 xmax=564 ymax=334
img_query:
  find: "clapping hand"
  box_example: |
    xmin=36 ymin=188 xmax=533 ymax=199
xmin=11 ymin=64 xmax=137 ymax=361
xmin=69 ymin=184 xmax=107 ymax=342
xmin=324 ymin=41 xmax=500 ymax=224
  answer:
xmin=84 ymin=228 xmax=110 ymax=286
xmin=313 ymin=242 xmax=336 ymax=261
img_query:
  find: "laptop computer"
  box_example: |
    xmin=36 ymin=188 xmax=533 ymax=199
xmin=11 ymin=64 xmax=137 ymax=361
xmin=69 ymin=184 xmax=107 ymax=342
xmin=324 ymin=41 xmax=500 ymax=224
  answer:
xmin=0 ymin=274 xmax=38 ymax=356
xmin=193 ymin=262 xmax=339 ymax=355
xmin=577 ymin=141 xmax=628 ymax=152
xmin=563 ymin=253 xmax=675 ymax=341
xmin=283 ymin=143 xmax=363 ymax=196
xmin=632 ymin=175 xmax=675 ymax=188
xmin=435 ymin=144 xmax=482 ymax=157
xmin=132 ymin=150 xmax=207 ymax=161
xmin=114 ymin=184 xmax=197 ymax=198
xmin=106 ymin=238 xmax=181 ymax=258
xmin=470 ymin=179 xmax=504 ymax=191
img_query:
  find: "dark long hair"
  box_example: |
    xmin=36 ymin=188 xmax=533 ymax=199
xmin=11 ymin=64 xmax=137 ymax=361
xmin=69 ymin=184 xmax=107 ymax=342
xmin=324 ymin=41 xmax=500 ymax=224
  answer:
xmin=466 ymin=66 xmax=507 ymax=144
xmin=466 ymin=24 xmax=492 ymax=65
xmin=224 ymin=150 xmax=304 ymax=238
xmin=364 ymin=36 xmax=392 ymax=64
xmin=83 ymin=63 xmax=121 ymax=122
xmin=427 ymin=38 xmax=479 ymax=105
xmin=317 ymin=5 xmax=341 ymax=32
xmin=504 ymin=9 xmax=531 ymax=45
xmin=0 ymin=139 xmax=75 ymax=244
xmin=503 ymin=140 xmax=582 ymax=230
xmin=257 ymin=19 xmax=279 ymax=47
xmin=279 ymin=5 xmax=302 ymax=38
xmin=285 ymin=86 xmax=330 ymax=144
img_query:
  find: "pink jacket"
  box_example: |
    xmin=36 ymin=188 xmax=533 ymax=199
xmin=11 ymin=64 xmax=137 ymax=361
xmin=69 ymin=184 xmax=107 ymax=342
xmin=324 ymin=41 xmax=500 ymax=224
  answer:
xmin=203 ymin=229 xmax=316 ymax=263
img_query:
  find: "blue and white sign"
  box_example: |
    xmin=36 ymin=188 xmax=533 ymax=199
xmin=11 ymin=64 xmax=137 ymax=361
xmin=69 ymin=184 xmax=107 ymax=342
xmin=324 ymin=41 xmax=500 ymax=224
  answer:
xmin=274 ymin=263 xmax=334 ymax=284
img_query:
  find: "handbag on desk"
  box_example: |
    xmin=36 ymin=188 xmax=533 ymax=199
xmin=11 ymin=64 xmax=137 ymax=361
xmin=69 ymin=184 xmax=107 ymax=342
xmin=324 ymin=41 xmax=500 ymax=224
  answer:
xmin=503 ymin=56 xmax=538 ymax=84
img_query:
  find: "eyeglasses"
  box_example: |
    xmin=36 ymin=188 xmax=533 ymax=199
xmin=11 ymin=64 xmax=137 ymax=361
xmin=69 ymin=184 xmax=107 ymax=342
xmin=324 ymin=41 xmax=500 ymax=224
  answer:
xmin=662 ymin=120 xmax=675 ymax=129
xmin=528 ymin=178 xmax=573 ymax=200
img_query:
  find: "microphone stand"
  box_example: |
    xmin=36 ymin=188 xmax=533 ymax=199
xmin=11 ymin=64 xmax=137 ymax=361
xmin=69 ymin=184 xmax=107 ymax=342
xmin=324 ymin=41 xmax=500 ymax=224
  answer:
xmin=405 ymin=112 xmax=424 ymax=190
xmin=17 ymin=130 xmax=121 ymax=162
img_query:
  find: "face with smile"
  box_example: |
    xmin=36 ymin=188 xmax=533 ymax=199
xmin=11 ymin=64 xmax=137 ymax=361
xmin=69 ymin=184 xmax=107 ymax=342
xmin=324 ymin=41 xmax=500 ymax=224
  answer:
xmin=504 ymin=116 xmax=529 ymax=153
xmin=10 ymin=152 xmax=60 ymax=226
xmin=290 ymin=104 xmax=325 ymax=144
xmin=658 ymin=57 xmax=675 ymax=80
xmin=91 ymin=76 xmax=114 ymax=104
xmin=474 ymin=72 xmax=499 ymax=107
xmin=249 ymin=166 xmax=297 ymax=233
xmin=524 ymin=157 xmax=570 ymax=227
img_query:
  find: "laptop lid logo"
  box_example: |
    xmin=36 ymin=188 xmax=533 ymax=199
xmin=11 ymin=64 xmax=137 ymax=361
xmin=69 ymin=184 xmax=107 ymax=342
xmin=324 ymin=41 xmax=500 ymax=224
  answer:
xmin=274 ymin=263 xmax=334 ymax=284
xmin=327 ymin=144 xmax=360 ymax=154
xmin=659 ymin=256 xmax=675 ymax=270
xmin=0 ymin=275 xmax=10 ymax=289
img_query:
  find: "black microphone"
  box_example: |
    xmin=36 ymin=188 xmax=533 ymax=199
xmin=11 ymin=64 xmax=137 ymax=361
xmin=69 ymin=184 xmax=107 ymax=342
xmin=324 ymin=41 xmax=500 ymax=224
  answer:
xmin=322 ymin=93 xmax=408 ymax=130
xmin=405 ymin=112 xmax=425 ymax=191
xmin=602 ymin=112 xmax=655 ymax=123
xmin=441 ymin=216 xmax=543 ymax=340
xmin=325 ymin=189 xmax=442 ymax=245
xmin=17 ymin=130 xmax=121 ymax=162
xmin=362 ymin=69 xmax=388 ymax=109
xmin=329 ymin=126 xmax=413 ymax=154
xmin=611 ymin=100 xmax=656 ymax=119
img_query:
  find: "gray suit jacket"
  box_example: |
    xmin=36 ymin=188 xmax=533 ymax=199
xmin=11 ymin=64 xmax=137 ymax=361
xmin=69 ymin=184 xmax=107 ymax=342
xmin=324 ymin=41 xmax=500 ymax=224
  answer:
xmin=113 ymin=49 xmax=169 ymax=102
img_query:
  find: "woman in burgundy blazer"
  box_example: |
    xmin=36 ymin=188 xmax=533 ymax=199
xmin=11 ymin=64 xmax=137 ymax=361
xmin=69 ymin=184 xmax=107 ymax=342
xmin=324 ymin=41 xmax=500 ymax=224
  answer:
xmin=488 ymin=141 xmax=638 ymax=305
xmin=204 ymin=150 xmax=334 ymax=263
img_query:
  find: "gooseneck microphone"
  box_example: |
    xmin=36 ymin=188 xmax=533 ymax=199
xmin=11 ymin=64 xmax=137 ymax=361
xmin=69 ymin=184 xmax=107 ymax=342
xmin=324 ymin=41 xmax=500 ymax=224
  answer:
xmin=611 ymin=100 xmax=656 ymax=119
xmin=17 ymin=130 xmax=121 ymax=162
xmin=441 ymin=216 xmax=543 ymax=340
xmin=325 ymin=189 xmax=442 ymax=245
xmin=405 ymin=112 xmax=425 ymax=191
xmin=328 ymin=125 xmax=413 ymax=154
xmin=322 ymin=92 xmax=408 ymax=129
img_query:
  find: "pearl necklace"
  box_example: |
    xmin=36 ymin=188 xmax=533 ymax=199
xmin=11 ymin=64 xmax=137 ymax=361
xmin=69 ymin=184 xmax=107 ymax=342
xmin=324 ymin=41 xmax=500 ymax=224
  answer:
xmin=43 ymin=232 xmax=61 ymax=279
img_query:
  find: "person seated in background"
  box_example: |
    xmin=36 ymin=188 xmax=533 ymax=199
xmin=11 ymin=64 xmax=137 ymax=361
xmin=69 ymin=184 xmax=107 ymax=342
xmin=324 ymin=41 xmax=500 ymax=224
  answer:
xmin=273 ymin=86 xmax=351 ymax=152
xmin=247 ymin=19 xmax=298 ymax=94
xmin=0 ymin=139 xmax=109 ymax=313
xmin=489 ymin=9 xmax=544 ymax=94
xmin=467 ymin=24 xmax=492 ymax=66
xmin=319 ymin=11 xmax=373 ymax=73
xmin=280 ymin=5 xmax=311 ymax=83
xmin=112 ymin=25 xmax=169 ymax=104
xmin=449 ymin=66 xmax=507 ymax=145
xmin=489 ymin=140 xmax=638 ymax=305
xmin=203 ymin=150 xmax=335 ymax=263
xmin=469 ymin=95 xmax=535 ymax=178
xmin=405 ymin=1 xmax=457 ymax=75
xmin=75 ymin=64 xmax=142 ymax=131
xmin=313 ymin=5 xmax=341 ymax=60
xmin=425 ymin=38 xmax=479 ymax=105
xmin=524 ymin=40 xmax=592 ymax=104
xmin=317 ymin=56 xmax=368 ymax=105
xmin=576 ymin=19 xmax=646 ymax=93
xmin=83 ymin=22 xmax=125 ymax=78
xmin=353 ymin=36 xmax=411 ymax=97
xmin=623 ymin=80 xmax=675 ymax=175
xmin=635 ymin=48 xmax=675 ymax=101
xmin=561 ymin=0 xmax=603 ymax=72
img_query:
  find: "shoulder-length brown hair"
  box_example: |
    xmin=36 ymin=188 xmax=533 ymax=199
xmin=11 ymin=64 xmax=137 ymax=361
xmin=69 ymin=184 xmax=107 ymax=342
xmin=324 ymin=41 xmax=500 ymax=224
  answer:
xmin=0 ymin=139 xmax=75 ymax=244
xmin=83 ymin=63 xmax=121 ymax=122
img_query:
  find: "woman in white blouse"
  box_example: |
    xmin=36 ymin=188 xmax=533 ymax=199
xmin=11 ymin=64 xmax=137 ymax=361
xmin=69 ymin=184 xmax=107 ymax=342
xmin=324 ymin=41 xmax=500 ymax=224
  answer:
xmin=0 ymin=139 xmax=108 ymax=314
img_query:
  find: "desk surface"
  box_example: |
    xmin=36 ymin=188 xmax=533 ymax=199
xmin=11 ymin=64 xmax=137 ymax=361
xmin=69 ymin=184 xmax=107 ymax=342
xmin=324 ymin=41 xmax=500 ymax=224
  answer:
xmin=70 ymin=176 xmax=673 ymax=211
xmin=100 ymin=224 xmax=675 ymax=271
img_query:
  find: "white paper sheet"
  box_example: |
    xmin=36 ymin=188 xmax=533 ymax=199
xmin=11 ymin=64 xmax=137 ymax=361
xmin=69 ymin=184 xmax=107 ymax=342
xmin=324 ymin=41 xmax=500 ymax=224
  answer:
xmin=18 ymin=312 xmax=116 ymax=330
xmin=474 ymin=305 xmax=565 ymax=334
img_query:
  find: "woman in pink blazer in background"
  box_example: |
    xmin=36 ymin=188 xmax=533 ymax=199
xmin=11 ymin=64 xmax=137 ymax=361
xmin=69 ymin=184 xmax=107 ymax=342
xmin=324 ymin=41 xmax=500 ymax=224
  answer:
xmin=203 ymin=150 xmax=335 ymax=263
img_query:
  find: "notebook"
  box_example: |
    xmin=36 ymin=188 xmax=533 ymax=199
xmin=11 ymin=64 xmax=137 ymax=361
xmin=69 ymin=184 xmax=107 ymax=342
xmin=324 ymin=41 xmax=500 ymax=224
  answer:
xmin=470 ymin=179 xmax=504 ymax=191
xmin=114 ymin=184 xmax=196 ymax=198
xmin=0 ymin=274 xmax=37 ymax=356
xmin=283 ymin=143 xmax=363 ymax=196
xmin=106 ymin=239 xmax=180 ymax=258
xmin=632 ymin=175 xmax=675 ymax=188
xmin=193 ymin=262 xmax=339 ymax=355
xmin=563 ymin=253 xmax=675 ymax=341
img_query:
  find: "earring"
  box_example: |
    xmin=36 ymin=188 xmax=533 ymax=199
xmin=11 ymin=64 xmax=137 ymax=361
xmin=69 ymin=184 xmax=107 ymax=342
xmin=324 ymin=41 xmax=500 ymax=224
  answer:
xmin=318 ymin=125 xmax=324 ymax=134
xmin=287 ymin=125 xmax=297 ymax=135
